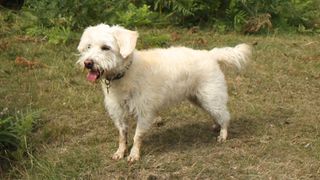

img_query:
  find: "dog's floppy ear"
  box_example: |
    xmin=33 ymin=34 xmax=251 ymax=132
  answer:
xmin=113 ymin=27 xmax=138 ymax=58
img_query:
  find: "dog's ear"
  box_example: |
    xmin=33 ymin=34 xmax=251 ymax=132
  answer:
xmin=113 ymin=27 xmax=138 ymax=58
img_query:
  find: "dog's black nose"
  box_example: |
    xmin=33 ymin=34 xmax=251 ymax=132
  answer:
xmin=84 ymin=59 xmax=94 ymax=69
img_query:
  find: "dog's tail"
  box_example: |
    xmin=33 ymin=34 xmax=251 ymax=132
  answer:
xmin=210 ymin=43 xmax=252 ymax=70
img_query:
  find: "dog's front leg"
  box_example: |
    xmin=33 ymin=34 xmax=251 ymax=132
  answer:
xmin=112 ymin=124 xmax=128 ymax=160
xmin=106 ymin=103 xmax=128 ymax=160
xmin=128 ymin=114 xmax=153 ymax=162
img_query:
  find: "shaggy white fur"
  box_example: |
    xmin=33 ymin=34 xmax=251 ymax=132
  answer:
xmin=77 ymin=24 xmax=252 ymax=162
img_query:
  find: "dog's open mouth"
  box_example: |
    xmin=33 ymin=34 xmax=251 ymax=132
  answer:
xmin=87 ymin=69 xmax=101 ymax=82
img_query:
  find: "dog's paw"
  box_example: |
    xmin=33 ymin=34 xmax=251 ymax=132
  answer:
xmin=127 ymin=149 xmax=140 ymax=163
xmin=112 ymin=150 xmax=126 ymax=160
xmin=127 ymin=154 xmax=140 ymax=163
xmin=217 ymin=128 xmax=227 ymax=143
xmin=217 ymin=135 xmax=227 ymax=143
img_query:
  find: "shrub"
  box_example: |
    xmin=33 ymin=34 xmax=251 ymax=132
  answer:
xmin=225 ymin=0 xmax=320 ymax=33
xmin=0 ymin=108 xmax=43 ymax=171
xmin=115 ymin=3 xmax=155 ymax=28
xmin=3 ymin=0 xmax=318 ymax=44
xmin=152 ymin=0 xmax=222 ymax=26
xmin=21 ymin=0 xmax=159 ymax=43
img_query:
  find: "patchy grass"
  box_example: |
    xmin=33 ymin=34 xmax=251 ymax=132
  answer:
xmin=1 ymin=26 xmax=320 ymax=179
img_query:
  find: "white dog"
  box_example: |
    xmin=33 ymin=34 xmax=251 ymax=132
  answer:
xmin=77 ymin=24 xmax=252 ymax=162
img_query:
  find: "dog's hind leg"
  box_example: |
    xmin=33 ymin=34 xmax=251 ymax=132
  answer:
xmin=196 ymin=80 xmax=230 ymax=142
xmin=211 ymin=108 xmax=230 ymax=142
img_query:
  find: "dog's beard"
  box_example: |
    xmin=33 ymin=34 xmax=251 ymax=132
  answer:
xmin=78 ymin=53 xmax=120 ymax=82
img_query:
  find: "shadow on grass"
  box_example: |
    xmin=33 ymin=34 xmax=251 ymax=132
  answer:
xmin=143 ymin=116 xmax=259 ymax=155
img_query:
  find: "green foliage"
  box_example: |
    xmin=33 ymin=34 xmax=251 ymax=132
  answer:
xmin=23 ymin=0 xmax=112 ymax=43
xmin=279 ymin=0 xmax=320 ymax=32
xmin=139 ymin=32 xmax=171 ymax=48
xmin=0 ymin=117 xmax=20 ymax=151
xmin=0 ymin=108 xmax=43 ymax=169
xmin=26 ymin=26 xmax=72 ymax=44
xmin=224 ymin=0 xmax=320 ymax=33
xmin=0 ymin=9 xmax=37 ymax=35
xmin=21 ymin=0 xmax=158 ymax=43
xmin=153 ymin=0 xmax=221 ymax=26
xmin=116 ymin=3 xmax=155 ymax=28
xmin=25 ymin=0 xmax=107 ymax=30
xmin=225 ymin=7 xmax=248 ymax=32
xmin=2 ymin=0 xmax=319 ymax=44
xmin=24 ymin=0 xmax=158 ymax=29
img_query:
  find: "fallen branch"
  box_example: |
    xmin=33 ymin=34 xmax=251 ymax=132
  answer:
xmin=15 ymin=56 xmax=48 ymax=68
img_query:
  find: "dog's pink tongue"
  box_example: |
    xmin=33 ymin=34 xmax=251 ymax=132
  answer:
xmin=87 ymin=71 xmax=99 ymax=82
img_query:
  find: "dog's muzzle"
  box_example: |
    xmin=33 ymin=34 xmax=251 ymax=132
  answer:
xmin=84 ymin=59 xmax=102 ymax=82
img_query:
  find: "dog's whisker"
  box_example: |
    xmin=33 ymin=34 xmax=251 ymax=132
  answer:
xmin=73 ymin=52 xmax=82 ymax=57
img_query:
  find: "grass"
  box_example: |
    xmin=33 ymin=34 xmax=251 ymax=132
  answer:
xmin=1 ymin=24 xmax=320 ymax=179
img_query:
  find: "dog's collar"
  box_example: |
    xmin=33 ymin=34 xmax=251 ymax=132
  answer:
xmin=106 ymin=71 xmax=126 ymax=82
xmin=103 ymin=59 xmax=132 ymax=93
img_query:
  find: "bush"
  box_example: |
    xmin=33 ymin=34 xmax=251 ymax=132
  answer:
xmin=152 ymin=0 xmax=222 ymax=26
xmin=224 ymin=0 xmax=320 ymax=33
xmin=115 ymin=3 xmax=155 ymax=28
xmin=0 ymin=108 xmax=43 ymax=171
xmin=2 ymin=0 xmax=318 ymax=44
xmin=21 ymin=0 xmax=159 ymax=44
xmin=24 ymin=0 xmax=158 ymax=29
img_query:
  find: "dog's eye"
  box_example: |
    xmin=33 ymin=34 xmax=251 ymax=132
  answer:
xmin=87 ymin=44 xmax=91 ymax=50
xmin=101 ymin=45 xmax=111 ymax=51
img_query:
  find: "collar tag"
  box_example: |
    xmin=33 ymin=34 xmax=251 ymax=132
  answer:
xmin=104 ymin=79 xmax=111 ymax=94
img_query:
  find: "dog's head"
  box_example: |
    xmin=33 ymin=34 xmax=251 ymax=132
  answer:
xmin=77 ymin=24 xmax=138 ymax=82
